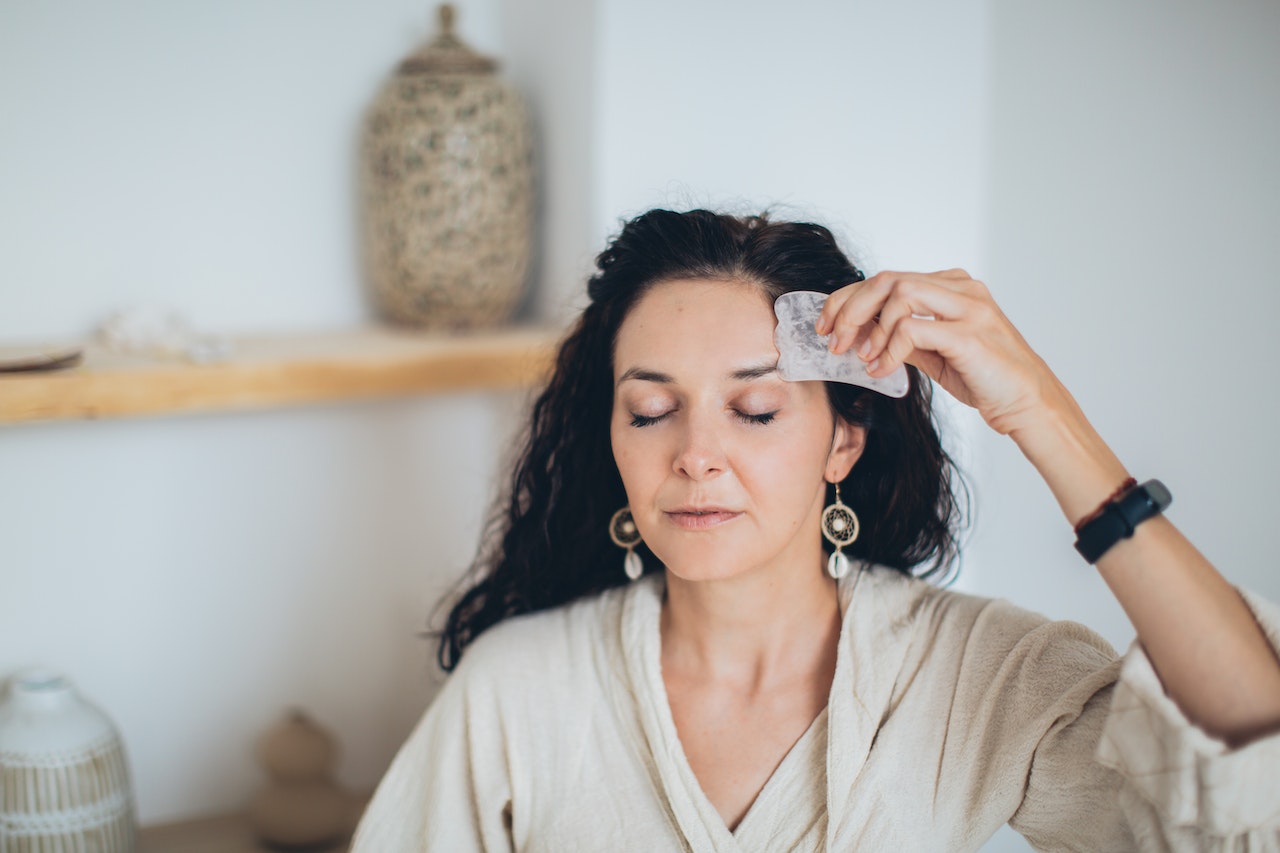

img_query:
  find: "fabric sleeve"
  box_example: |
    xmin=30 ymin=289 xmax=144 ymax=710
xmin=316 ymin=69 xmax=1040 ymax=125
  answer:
xmin=349 ymin=659 xmax=515 ymax=853
xmin=1007 ymin=590 xmax=1280 ymax=852
xmin=986 ymin=619 xmax=1134 ymax=852
xmin=1092 ymin=588 xmax=1280 ymax=850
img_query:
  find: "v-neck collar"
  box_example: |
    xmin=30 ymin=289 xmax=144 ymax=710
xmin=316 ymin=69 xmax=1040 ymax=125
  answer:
xmin=613 ymin=566 xmax=923 ymax=851
xmin=730 ymin=705 xmax=828 ymax=844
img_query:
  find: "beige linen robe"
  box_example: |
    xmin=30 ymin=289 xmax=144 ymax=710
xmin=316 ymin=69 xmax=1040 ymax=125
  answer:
xmin=351 ymin=566 xmax=1280 ymax=851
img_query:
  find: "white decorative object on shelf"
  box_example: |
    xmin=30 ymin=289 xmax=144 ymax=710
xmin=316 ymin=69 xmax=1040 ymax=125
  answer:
xmin=0 ymin=671 xmax=136 ymax=852
xmin=96 ymin=306 xmax=234 ymax=363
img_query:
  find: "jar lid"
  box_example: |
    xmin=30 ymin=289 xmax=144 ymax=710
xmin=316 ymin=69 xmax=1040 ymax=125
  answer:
xmin=398 ymin=4 xmax=497 ymax=75
xmin=9 ymin=669 xmax=74 ymax=711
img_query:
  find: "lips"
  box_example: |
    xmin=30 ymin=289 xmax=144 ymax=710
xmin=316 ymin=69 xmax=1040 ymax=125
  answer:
xmin=663 ymin=507 xmax=743 ymax=530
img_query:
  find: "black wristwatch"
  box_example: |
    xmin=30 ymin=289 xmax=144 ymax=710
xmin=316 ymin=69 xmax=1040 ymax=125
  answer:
xmin=1073 ymin=479 xmax=1173 ymax=564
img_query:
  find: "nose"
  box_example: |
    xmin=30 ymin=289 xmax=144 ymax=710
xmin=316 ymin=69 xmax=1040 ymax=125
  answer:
xmin=673 ymin=411 xmax=727 ymax=481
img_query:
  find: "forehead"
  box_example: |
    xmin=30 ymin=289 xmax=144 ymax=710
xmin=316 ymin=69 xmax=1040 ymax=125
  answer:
xmin=614 ymin=278 xmax=777 ymax=370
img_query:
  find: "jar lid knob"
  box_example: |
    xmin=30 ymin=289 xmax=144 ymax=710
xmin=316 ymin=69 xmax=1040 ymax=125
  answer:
xmin=398 ymin=3 xmax=497 ymax=75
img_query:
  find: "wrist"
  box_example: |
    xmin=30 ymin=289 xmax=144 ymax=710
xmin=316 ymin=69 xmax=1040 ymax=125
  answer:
xmin=1007 ymin=392 xmax=1131 ymax=527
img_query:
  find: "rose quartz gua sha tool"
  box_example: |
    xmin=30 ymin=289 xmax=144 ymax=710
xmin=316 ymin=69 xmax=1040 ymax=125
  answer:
xmin=774 ymin=291 xmax=909 ymax=398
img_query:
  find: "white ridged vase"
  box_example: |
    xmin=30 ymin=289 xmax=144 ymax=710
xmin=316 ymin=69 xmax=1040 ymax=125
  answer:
xmin=0 ymin=672 xmax=136 ymax=853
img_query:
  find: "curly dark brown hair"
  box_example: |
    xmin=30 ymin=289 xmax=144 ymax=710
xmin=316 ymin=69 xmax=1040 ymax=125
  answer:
xmin=436 ymin=208 xmax=967 ymax=671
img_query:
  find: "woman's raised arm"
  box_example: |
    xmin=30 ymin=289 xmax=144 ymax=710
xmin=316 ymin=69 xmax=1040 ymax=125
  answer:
xmin=820 ymin=270 xmax=1280 ymax=746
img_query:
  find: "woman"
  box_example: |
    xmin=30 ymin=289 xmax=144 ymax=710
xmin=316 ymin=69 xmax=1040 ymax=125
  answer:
xmin=352 ymin=209 xmax=1280 ymax=851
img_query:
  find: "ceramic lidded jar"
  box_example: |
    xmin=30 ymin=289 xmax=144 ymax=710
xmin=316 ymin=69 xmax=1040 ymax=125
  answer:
xmin=361 ymin=4 xmax=535 ymax=329
xmin=0 ymin=671 xmax=137 ymax=852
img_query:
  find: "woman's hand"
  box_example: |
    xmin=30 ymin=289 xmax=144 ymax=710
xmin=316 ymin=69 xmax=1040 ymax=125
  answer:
xmin=818 ymin=268 xmax=1123 ymax=525
xmin=816 ymin=269 xmax=1058 ymax=437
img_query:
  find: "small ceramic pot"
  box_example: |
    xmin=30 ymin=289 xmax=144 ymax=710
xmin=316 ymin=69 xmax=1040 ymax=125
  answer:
xmin=247 ymin=710 xmax=354 ymax=847
xmin=0 ymin=671 xmax=136 ymax=853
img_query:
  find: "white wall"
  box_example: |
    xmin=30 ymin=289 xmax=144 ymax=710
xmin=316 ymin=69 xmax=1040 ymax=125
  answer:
xmin=595 ymin=0 xmax=990 ymax=274
xmin=497 ymin=0 xmax=601 ymax=319
xmin=971 ymin=0 xmax=1280 ymax=651
xmin=4 ymin=0 xmax=1278 ymax=844
xmin=3 ymin=1 xmax=460 ymax=339
xmin=0 ymin=396 xmax=509 ymax=820
xmin=968 ymin=4 xmax=1280 ymax=850
xmin=0 ymin=0 xmax=575 ymax=825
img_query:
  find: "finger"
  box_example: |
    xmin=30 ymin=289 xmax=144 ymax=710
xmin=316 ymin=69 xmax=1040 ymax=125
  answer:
xmin=857 ymin=276 xmax=976 ymax=362
xmin=935 ymin=268 xmax=992 ymax=302
xmin=825 ymin=274 xmax=895 ymax=352
xmin=815 ymin=281 xmax=863 ymax=336
xmin=827 ymin=270 xmax=988 ymax=354
xmin=866 ymin=315 xmax=970 ymax=379
xmin=905 ymin=349 xmax=948 ymax=385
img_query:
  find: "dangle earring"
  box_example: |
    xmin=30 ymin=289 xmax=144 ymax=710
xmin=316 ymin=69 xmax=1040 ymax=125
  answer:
xmin=609 ymin=507 xmax=645 ymax=581
xmin=821 ymin=482 xmax=860 ymax=580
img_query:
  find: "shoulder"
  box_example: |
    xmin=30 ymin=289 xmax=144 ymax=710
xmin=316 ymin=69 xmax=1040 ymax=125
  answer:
xmin=853 ymin=564 xmax=1119 ymax=696
xmin=859 ymin=563 xmax=1116 ymax=656
xmin=852 ymin=565 xmax=1122 ymax=766
xmin=446 ymin=584 xmax=630 ymax=693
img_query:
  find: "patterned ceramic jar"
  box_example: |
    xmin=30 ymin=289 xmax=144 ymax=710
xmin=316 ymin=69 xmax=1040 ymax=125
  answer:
xmin=361 ymin=4 xmax=535 ymax=329
xmin=0 ymin=671 xmax=136 ymax=853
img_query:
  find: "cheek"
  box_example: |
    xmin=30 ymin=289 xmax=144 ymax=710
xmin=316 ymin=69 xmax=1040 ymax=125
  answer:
xmin=610 ymin=415 xmax=638 ymax=462
xmin=610 ymin=419 xmax=660 ymax=492
xmin=737 ymin=421 xmax=833 ymax=502
xmin=746 ymin=443 xmax=822 ymax=490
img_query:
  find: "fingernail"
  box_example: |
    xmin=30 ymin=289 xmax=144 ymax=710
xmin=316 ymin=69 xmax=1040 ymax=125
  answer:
xmin=857 ymin=338 xmax=871 ymax=359
xmin=867 ymin=358 xmax=880 ymax=374
xmin=828 ymin=333 xmax=840 ymax=353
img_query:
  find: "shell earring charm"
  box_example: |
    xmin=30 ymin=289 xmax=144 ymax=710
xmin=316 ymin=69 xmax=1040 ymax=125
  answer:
xmin=821 ymin=482 xmax=860 ymax=579
xmin=609 ymin=507 xmax=645 ymax=581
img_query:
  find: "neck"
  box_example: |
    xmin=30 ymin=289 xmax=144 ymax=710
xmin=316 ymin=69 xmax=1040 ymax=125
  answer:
xmin=659 ymin=557 xmax=843 ymax=694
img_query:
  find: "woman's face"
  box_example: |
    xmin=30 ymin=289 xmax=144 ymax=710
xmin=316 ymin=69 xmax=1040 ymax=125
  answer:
xmin=610 ymin=278 xmax=864 ymax=584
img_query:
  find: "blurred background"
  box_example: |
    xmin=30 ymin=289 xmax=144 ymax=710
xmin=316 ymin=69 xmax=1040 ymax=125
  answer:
xmin=2 ymin=1 xmax=1277 ymax=849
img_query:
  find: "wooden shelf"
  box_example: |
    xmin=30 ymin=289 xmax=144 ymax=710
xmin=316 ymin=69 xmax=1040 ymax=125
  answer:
xmin=0 ymin=325 xmax=562 ymax=426
xmin=139 ymin=794 xmax=369 ymax=853
xmin=139 ymin=812 xmax=353 ymax=853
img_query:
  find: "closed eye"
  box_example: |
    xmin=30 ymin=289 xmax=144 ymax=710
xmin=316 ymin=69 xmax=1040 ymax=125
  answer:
xmin=630 ymin=409 xmax=777 ymax=427
xmin=630 ymin=412 xmax=671 ymax=428
xmin=735 ymin=410 xmax=778 ymax=426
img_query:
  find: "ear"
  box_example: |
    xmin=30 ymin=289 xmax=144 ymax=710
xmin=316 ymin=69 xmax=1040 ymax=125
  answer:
xmin=826 ymin=418 xmax=866 ymax=483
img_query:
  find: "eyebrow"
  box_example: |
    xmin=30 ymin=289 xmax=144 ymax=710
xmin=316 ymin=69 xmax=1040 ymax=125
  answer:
xmin=615 ymin=360 xmax=779 ymax=387
xmin=730 ymin=361 xmax=780 ymax=381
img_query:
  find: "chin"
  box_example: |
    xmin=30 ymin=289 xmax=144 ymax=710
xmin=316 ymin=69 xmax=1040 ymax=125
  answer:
xmin=648 ymin=543 xmax=765 ymax=584
xmin=661 ymin=562 xmax=751 ymax=584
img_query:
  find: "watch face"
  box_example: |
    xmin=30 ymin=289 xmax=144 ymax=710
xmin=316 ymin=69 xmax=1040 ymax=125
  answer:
xmin=1144 ymin=479 xmax=1173 ymax=512
xmin=1115 ymin=480 xmax=1172 ymax=531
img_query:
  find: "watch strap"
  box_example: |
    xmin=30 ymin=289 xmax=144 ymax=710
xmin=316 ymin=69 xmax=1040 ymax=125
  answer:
xmin=1073 ymin=479 xmax=1172 ymax=564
